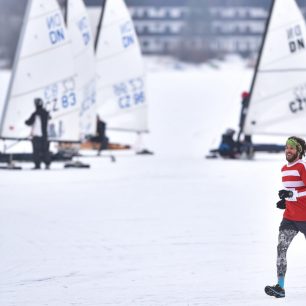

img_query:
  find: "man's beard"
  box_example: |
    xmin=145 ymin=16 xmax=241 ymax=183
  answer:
xmin=286 ymin=151 xmax=299 ymax=163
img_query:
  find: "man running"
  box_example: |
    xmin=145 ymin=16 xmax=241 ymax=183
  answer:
xmin=265 ymin=136 xmax=306 ymax=298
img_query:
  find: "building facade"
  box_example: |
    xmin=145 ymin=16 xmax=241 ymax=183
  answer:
xmin=1 ymin=0 xmax=306 ymax=68
xmin=84 ymin=0 xmax=276 ymax=59
xmin=84 ymin=0 xmax=272 ymax=58
xmin=127 ymin=1 xmax=188 ymax=55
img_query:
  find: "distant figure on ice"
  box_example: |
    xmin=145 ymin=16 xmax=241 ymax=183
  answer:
xmin=238 ymin=91 xmax=250 ymax=135
xmin=217 ymin=128 xmax=239 ymax=159
xmin=97 ymin=116 xmax=109 ymax=154
xmin=238 ymin=91 xmax=254 ymax=157
xmin=25 ymin=98 xmax=51 ymax=169
xmin=89 ymin=116 xmax=109 ymax=155
xmin=265 ymin=136 xmax=306 ymax=298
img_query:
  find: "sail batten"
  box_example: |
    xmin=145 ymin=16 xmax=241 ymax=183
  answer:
xmin=250 ymin=83 xmax=306 ymax=104
xmin=97 ymin=75 xmax=147 ymax=90
xmin=259 ymin=69 xmax=306 ymax=73
xmin=19 ymin=41 xmax=72 ymax=60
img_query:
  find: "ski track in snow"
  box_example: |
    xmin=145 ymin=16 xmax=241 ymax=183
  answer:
xmin=1 ymin=58 xmax=306 ymax=305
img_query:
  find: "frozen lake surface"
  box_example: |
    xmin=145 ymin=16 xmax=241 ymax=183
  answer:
xmin=1 ymin=155 xmax=306 ymax=306
xmin=1 ymin=57 xmax=306 ymax=305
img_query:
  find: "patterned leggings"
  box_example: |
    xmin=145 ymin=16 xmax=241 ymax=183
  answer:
xmin=277 ymin=229 xmax=298 ymax=277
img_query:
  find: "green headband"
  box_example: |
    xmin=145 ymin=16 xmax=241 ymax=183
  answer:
xmin=287 ymin=138 xmax=302 ymax=153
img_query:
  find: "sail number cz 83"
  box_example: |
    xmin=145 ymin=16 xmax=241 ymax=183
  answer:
xmin=43 ymin=78 xmax=77 ymax=113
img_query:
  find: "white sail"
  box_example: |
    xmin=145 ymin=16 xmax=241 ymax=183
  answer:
xmin=95 ymin=0 xmax=147 ymax=132
xmin=67 ymin=0 xmax=96 ymax=139
xmin=243 ymin=0 xmax=306 ymax=136
xmin=0 ymin=0 xmax=79 ymax=141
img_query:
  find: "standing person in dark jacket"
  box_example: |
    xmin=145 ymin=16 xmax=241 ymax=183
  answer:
xmin=238 ymin=91 xmax=254 ymax=158
xmin=238 ymin=91 xmax=250 ymax=134
xmin=25 ymin=98 xmax=51 ymax=169
xmin=95 ymin=116 xmax=109 ymax=155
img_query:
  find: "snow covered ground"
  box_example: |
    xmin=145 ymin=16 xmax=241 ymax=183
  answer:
xmin=1 ymin=57 xmax=306 ymax=305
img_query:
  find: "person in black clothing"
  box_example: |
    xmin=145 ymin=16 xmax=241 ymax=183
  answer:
xmin=238 ymin=91 xmax=250 ymax=133
xmin=89 ymin=116 xmax=109 ymax=155
xmin=237 ymin=91 xmax=254 ymax=158
xmin=96 ymin=116 xmax=109 ymax=155
xmin=218 ymin=128 xmax=239 ymax=159
xmin=25 ymin=98 xmax=51 ymax=169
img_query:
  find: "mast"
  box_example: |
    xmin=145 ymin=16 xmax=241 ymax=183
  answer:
xmin=94 ymin=0 xmax=107 ymax=51
xmin=64 ymin=0 xmax=68 ymax=25
xmin=0 ymin=0 xmax=33 ymax=138
xmin=238 ymin=0 xmax=276 ymax=141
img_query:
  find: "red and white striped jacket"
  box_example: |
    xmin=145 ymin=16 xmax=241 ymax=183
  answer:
xmin=282 ymin=159 xmax=306 ymax=221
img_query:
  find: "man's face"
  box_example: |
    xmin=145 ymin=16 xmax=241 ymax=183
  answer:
xmin=285 ymin=144 xmax=299 ymax=163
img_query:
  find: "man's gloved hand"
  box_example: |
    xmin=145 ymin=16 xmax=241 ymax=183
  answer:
xmin=276 ymin=199 xmax=286 ymax=209
xmin=278 ymin=189 xmax=293 ymax=199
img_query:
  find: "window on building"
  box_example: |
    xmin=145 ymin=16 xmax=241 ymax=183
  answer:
xmin=148 ymin=7 xmax=167 ymax=18
xmin=249 ymin=22 xmax=265 ymax=34
xmin=142 ymin=25 xmax=149 ymax=34
xmin=142 ymin=40 xmax=150 ymax=47
xmin=210 ymin=7 xmax=219 ymax=18
xmin=169 ymin=8 xmax=183 ymax=19
xmin=221 ymin=8 xmax=236 ymax=18
xmin=237 ymin=8 xmax=248 ymax=18
xmin=237 ymin=40 xmax=249 ymax=52
xmin=249 ymin=8 xmax=268 ymax=18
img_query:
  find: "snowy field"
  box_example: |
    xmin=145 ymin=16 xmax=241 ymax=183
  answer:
xmin=1 ymin=57 xmax=306 ymax=305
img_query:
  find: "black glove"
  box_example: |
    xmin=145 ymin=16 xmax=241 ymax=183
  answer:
xmin=278 ymin=189 xmax=293 ymax=199
xmin=276 ymin=199 xmax=286 ymax=209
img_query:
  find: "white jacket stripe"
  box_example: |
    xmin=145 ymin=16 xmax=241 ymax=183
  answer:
xmin=282 ymin=170 xmax=300 ymax=177
xmin=283 ymin=181 xmax=305 ymax=188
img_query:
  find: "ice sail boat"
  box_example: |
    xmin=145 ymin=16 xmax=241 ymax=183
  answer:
xmin=66 ymin=0 xmax=96 ymax=140
xmin=207 ymin=0 xmax=306 ymax=159
xmin=241 ymin=0 xmax=306 ymax=139
xmin=0 ymin=0 xmax=79 ymax=143
xmin=95 ymin=0 xmax=150 ymax=153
